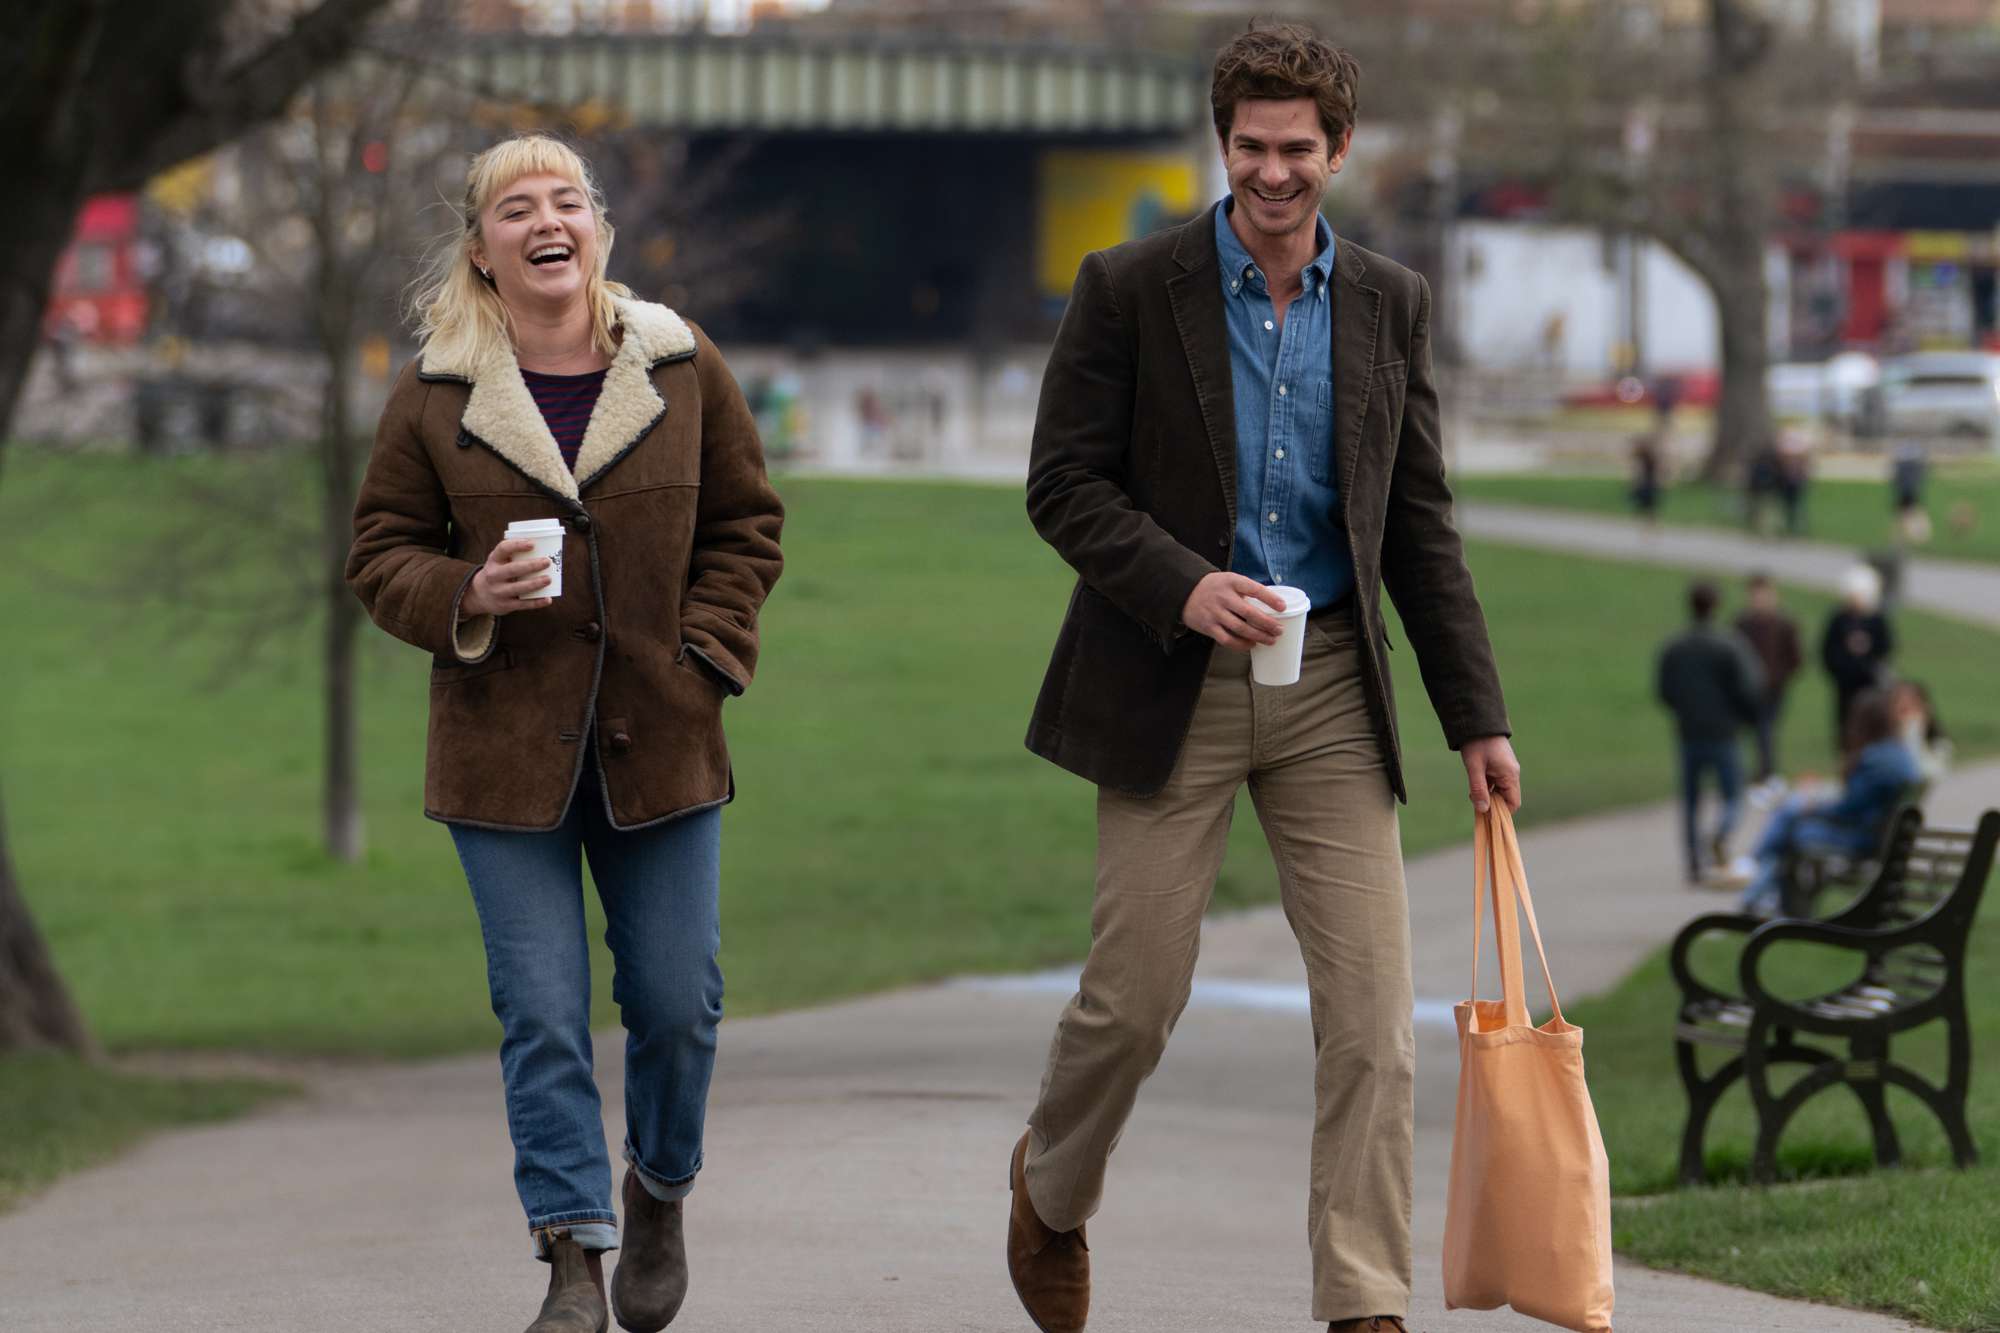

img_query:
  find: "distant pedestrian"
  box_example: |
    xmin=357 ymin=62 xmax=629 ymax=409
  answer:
xmin=1891 ymin=441 xmax=1932 ymax=545
xmin=1732 ymin=572 xmax=1801 ymax=788
xmin=1821 ymin=564 xmax=1893 ymax=746
xmin=1657 ymin=579 xmax=1765 ymax=882
xmin=1775 ymin=421 xmax=1813 ymax=536
xmin=1651 ymin=372 xmax=1684 ymax=422
xmin=1745 ymin=438 xmax=1781 ymax=536
xmin=1629 ymin=428 xmax=1664 ymax=525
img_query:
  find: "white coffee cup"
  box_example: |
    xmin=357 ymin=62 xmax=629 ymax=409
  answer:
xmin=1249 ymin=585 xmax=1312 ymax=686
xmin=504 ymin=518 xmax=565 ymax=599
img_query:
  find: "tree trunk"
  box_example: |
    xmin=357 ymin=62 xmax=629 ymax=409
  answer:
xmin=0 ymin=216 xmax=88 ymax=482
xmin=1709 ymin=253 xmax=1774 ymax=485
xmin=1699 ymin=0 xmax=1777 ymax=480
xmin=321 ymin=341 xmax=364 ymax=864
xmin=0 ymin=789 xmax=96 ymax=1055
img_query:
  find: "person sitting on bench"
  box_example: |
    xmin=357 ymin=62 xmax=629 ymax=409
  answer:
xmin=1738 ymin=689 xmax=1921 ymax=918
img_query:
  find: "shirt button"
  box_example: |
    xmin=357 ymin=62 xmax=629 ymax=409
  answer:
xmin=1275 ymin=449 xmax=1285 ymax=459
xmin=1231 ymin=280 xmax=1239 ymax=290
xmin=1264 ymin=320 xmax=1274 ymax=331
xmin=1267 ymin=512 xmax=1279 ymax=523
xmin=1278 ymin=384 xmax=1287 ymax=396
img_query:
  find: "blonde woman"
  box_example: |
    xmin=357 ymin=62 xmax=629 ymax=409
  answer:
xmin=348 ymin=134 xmax=783 ymax=1333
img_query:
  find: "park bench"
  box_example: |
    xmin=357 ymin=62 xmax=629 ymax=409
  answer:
xmin=1669 ymin=806 xmax=1998 ymax=1186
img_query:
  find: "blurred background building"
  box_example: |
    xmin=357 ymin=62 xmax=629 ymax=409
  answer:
xmin=26 ymin=0 xmax=2000 ymax=467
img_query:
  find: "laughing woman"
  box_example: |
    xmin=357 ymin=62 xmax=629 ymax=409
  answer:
xmin=347 ymin=135 xmax=783 ymax=1333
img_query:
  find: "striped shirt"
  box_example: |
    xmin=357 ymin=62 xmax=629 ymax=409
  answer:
xmin=521 ymin=366 xmax=608 ymax=473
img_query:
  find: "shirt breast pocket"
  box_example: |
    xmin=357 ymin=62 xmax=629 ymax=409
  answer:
xmin=1307 ymin=376 xmax=1336 ymax=485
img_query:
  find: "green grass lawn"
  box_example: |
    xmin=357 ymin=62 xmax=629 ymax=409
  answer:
xmin=1456 ymin=464 xmax=2000 ymax=567
xmin=6 ymin=450 xmax=2000 ymax=1302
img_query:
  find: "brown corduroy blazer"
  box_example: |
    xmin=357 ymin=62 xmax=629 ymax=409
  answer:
xmin=348 ymin=297 xmax=783 ymax=830
xmin=1024 ymin=206 xmax=1508 ymax=801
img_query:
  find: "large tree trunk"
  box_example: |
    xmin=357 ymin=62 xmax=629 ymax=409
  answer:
xmin=1699 ymin=0 xmax=1778 ymax=480
xmin=0 ymin=791 xmax=95 ymax=1055
xmin=321 ymin=341 xmax=364 ymax=865
xmin=1711 ymin=254 xmax=1774 ymax=486
xmin=0 ymin=217 xmax=89 ymax=483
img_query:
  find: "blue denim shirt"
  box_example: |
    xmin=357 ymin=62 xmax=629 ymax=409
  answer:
xmin=1215 ymin=199 xmax=1353 ymax=610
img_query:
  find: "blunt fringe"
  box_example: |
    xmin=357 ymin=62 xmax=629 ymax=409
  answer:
xmin=407 ymin=133 xmax=632 ymax=371
xmin=1210 ymin=21 xmax=1361 ymax=149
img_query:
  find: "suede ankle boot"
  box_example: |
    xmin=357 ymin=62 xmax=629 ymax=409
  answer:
xmin=527 ymin=1231 xmax=607 ymax=1333
xmin=611 ymin=1168 xmax=688 ymax=1331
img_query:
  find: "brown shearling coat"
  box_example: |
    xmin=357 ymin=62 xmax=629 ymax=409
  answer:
xmin=347 ymin=296 xmax=783 ymax=830
xmin=1025 ymin=207 xmax=1508 ymax=801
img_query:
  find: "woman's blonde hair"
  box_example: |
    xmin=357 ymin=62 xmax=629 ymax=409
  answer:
xmin=408 ymin=133 xmax=633 ymax=370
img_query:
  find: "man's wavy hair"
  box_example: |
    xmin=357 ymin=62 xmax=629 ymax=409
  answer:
xmin=1210 ymin=21 xmax=1361 ymax=152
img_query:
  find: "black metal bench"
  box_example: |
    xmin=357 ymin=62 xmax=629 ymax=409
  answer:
xmin=1670 ymin=806 xmax=1998 ymax=1185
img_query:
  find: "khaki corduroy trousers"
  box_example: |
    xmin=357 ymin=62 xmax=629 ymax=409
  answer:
xmin=1022 ymin=619 xmax=1415 ymax=1322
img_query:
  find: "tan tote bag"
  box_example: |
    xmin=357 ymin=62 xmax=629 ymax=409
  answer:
xmin=1442 ymin=804 xmax=1615 ymax=1331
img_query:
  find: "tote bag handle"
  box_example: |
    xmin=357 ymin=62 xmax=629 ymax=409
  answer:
xmin=1470 ymin=803 xmax=1566 ymax=1028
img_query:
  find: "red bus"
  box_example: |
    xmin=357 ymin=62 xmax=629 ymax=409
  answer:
xmin=46 ymin=194 xmax=149 ymax=346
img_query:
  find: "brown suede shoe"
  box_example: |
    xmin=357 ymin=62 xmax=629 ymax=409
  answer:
xmin=610 ymin=1169 xmax=688 ymax=1332
xmin=528 ymin=1231 xmax=608 ymax=1333
xmin=1007 ymin=1131 xmax=1089 ymax=1333
xmin=1328 ymin=1319 xmax=1407 ymax=1332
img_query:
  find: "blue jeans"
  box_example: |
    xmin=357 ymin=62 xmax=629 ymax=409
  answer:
xmin=450 ymin=762 xmax=724 ymax=1259
xmin=1737 ymin=793 xmax=1863 ymax=915
xmin=1678 ymin=737 xmax=1744 ymax=878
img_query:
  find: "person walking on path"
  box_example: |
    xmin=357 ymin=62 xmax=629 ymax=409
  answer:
xmin=1629 ymin=427 xmax=1664 ymax=526
xmin=347 ymin=135 xmax=783 ymax=1333
xmin=1775 ymin=421 xmax=1814 ymax=536
xmin=1732 ymin=572 xmax=1801 ymax=789
xmin=1822 ymin=564 xmax=1893 ymax=748
xmin=1656 ymin=580 xmax=1764 ymax=883
xmin=1006 ymin=24 xmax=1517 ymax=1333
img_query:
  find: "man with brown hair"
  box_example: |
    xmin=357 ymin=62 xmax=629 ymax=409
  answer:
xmin=1005 ymin=20 xmax=1517 ymax=1333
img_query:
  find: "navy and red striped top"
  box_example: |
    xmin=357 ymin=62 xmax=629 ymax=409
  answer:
xmin=521 ymin=367 xmax=608 ymax=473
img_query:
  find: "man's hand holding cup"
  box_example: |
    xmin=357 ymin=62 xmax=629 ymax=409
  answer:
xmin=1183 ymin=572 xmax=1287 ymax=652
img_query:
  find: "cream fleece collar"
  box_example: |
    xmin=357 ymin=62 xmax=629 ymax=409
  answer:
xmin=420 ymin=296 xmax=697 ymax=499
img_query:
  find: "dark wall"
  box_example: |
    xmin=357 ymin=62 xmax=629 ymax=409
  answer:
xmin=671 ymin=132 xmax=1181 ymax=348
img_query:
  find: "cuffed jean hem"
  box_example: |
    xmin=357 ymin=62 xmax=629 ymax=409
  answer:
xmin=530 ymin=1214 xmax=619 ymax=1260
xmin=625 ymin=1145 xmax=700 ymax=1203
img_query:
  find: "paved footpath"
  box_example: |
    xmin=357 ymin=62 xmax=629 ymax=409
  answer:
xmin=9 ymin=763 xmax=1993 ymax=1332
xmin=1459 ymin=502 xmax=2000 ymax=629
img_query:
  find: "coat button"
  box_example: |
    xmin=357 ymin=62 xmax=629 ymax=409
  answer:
xmin=573 ymin=621 xmax=602 ymax=642
xmin=568 ymin=513 xmax=592 ymax=533
xmin=610 ymin=731 xmax=632 ymax=751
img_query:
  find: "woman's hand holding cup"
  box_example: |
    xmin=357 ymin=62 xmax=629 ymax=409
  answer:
xmin=463 ymin=539 xmax=555 ymax=617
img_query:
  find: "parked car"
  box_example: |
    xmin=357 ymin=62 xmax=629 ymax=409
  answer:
xmin=1861 ymin=352 xmax=2000 ymax=445
xmin=1768 ymin=351 xmax=1879 ymax=428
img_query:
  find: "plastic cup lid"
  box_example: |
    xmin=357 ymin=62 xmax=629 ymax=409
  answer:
xmin=1258 ymin=585 xmax=1311 ymax=617
xmin=505 ymin=518 xmax=565 ymax=537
